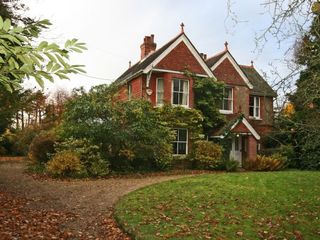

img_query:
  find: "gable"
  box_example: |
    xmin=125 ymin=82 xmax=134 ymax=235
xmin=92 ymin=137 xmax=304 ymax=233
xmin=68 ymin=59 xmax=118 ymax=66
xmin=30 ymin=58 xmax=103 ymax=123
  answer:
xmin=213 ymin=58 xmax=248 ymax=86
xmin=155 ymin=41 xmax=207 ymax=75
xmin=231 ymin=122 xmax=250 ymax=133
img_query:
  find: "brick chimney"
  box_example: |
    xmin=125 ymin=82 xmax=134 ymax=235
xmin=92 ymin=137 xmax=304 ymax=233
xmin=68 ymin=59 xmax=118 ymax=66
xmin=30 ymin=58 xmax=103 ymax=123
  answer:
xmin=140 ymin=34 xmax=157 ymax=60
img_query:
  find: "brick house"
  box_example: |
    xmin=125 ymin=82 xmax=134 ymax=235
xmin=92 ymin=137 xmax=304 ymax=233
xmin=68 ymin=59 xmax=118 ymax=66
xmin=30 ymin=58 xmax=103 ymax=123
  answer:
xmin=115 ymin=26 xmax=276 ymax=166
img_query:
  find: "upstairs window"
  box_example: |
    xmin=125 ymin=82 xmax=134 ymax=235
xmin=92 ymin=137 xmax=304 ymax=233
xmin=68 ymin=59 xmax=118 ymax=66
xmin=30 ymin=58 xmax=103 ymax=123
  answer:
xmin=173 ymin=129 xmax=188 ymax=155
xmin=220 ymin=87 xmax=233 ymax=113
xmin=249 ymin=96 xmax=260 ymax=118
xmin=128 ymin=83 xmax=132 ymax=100
xmin=156 ymin=78 xmax=164 ymax=106
xmin=172 ymin=79 xmax=189 ymax=107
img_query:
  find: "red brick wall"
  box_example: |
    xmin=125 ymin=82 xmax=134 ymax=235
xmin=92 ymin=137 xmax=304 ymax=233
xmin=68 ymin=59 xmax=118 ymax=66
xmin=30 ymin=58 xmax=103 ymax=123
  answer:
xmin=213 ymin=58 xmax=247 ymax=86
xmin=231 ymin=122 xmax=250 ymax=133
xmin=247 ymin=135 xmax=257 ymax=161
xmin=117 ymin=76 xmax=143 ymax=101
xmin=156 ymin=42 xmax=206 ymax=75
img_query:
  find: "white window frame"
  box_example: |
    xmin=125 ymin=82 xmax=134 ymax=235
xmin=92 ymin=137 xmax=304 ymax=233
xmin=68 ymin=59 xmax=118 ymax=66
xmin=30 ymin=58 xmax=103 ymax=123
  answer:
xmin=128 ymin=83 xmax=132 ymax=100
xmin=171 ymin=79 xmax=189 ymax=107
xmin=156 ymin=78 xmax=164 ymax=106
xmin=249 ymin=96 xmax=261 ymax=119
xmin=219 ymin=87 xmax=233 ymax=114
xmin=173 ymin=128 xmax=188 ymax=155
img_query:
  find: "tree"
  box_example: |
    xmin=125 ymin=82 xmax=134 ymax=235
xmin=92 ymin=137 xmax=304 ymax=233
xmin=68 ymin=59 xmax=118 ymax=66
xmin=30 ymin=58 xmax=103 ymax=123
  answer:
xmin=0 ymin=16 xmax=87 ymax=92
xmin=193 ymin=76 xmax=225 ymax=138
xmin=60 ymin=84 xmax=174 ymax=171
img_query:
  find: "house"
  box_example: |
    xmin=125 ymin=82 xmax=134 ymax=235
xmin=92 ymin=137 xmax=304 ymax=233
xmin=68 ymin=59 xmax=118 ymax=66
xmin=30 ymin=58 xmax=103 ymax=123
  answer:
xmin=115 ymin=25 xmax=276 ymax=166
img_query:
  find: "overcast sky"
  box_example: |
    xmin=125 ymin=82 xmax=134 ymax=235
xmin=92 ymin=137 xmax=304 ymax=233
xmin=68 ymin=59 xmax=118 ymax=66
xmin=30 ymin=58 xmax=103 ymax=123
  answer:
xmin=21 ymin=0 xmax=293 ymax=93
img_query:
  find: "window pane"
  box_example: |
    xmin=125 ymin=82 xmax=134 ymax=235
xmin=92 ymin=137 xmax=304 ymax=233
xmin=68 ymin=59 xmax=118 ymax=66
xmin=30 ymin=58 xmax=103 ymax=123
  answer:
xmin=249 ymin=106 xmax=254 ymax=116
xmin=182 ymin=93 xmax=188 ymax=105
xmin=157 ymin=93 xmax=164 ymax=105
xmin=178 ymin=142 xmax=187 ymax=154
xmin=227 ymin=88 xmax=232 ymax=98
xmin=172 ymin=142 xmax=178 ymax=154
xmin=173 ymin=79 xmax=179 ymax=91
xmin=173 ymin=92 xmax=179 ymax=104
xmin=157 ymin=78 xmax=164 ymax=91
xmin=179 ymin=129 xmax=187 ymax=141
xmin=255 ymin=107 xmax=259 ymax=117
xmin=249 ymin=96 xmax=254 ymax=106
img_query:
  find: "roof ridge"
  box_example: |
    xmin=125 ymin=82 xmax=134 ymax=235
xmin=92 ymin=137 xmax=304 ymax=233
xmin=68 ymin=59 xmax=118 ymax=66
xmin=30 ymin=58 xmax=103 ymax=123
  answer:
xmin=206 ymin=49 xmax=227 ymax=61
xmin=239 ymin=64 xmax=254 ymax=69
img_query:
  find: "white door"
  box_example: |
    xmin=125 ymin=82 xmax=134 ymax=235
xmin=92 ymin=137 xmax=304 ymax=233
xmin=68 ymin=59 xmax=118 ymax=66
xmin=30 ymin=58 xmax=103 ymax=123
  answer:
xmin=230 ymin=135 xmax=242 ymax=166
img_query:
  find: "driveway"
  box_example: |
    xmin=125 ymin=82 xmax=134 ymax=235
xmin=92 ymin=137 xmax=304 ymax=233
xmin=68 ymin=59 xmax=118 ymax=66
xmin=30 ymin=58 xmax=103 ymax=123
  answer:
xmin=0 ymin=161 xmax=194 ymax=239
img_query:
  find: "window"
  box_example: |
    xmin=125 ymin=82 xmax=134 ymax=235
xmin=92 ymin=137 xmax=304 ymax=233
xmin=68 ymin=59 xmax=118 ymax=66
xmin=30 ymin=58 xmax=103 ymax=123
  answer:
xmin=128 ymin=83 xmax=132 ymax=100
xmin=172 ymin=79 xmax=189 ymax=106
xmin=249 ymin=96 xmax=260 ymax=118
xmin=156 ymin=78 xmax=164 ymax=106
xmin=173 ymin=129 xmax=188 ymax=155
xmin=220 ymin=87 xmax=233 ymax=113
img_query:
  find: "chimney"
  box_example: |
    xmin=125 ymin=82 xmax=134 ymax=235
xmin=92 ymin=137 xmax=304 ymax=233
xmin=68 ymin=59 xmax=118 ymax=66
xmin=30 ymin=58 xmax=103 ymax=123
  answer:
xmin=140 ymin=34 xmax=157 ymax=60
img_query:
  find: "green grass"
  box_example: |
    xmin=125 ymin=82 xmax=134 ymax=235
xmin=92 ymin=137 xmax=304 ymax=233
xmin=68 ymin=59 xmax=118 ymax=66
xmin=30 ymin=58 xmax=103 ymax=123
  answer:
xmin=115 ymin=171 xmax=320 ymax=239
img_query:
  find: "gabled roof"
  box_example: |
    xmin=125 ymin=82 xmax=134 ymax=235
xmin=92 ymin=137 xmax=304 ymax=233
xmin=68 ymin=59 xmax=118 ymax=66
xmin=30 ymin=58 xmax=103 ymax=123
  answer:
xmin=115 ymin=32 xmax=215 ymax=84
xmin=211 ymin=115 xmax=261 ymax=140
xmin=206 ymin=49 xmax=276 ymax=97
xmin=206 ymin=50 xmax=226 ymax=67
xmin=206 ymin=51 xmax=253 ymax=89
xmin=240 ymin=66 xmax=277 ymax=97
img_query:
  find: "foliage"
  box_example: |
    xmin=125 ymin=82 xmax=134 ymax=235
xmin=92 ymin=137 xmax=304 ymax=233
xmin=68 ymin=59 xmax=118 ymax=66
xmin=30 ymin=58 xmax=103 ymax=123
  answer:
xmin=54 ymin=138 xmax=109 ymax=177
xmin=0 ymin=16 xmax=86 ymax=92
xmin=191 ymin=73 xmax=226 ymax=137
xmin=28 ymin=130 xmax=56 ymax=164
xmin=224 ymin=158 xmax=239 ymax=172
xmin=46 ymin=150 xmax=84 ymax=177
xmin=0 ymin=85 xmax=20 ymax=134
xmin=244 ymin=153 xmax=287 ymax=171
xmin=115 ymin=172 xmax=320 ymax=239
xmin=11 ymin=126 xmax=39 ymax=155
xmin=191 ymin=140 xmax=223 ymax=169
xmin=156 ymin=104 xmax=203 ymax=142
xmin=60 ymin=85 xmax=174 ymax=172
xmin=0 ymin=129 xmax=16 ymax=155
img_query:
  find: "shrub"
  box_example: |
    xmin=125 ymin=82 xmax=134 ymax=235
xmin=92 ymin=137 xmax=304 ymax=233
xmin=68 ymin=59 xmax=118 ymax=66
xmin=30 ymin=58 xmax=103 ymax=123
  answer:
xmin=54 ymin=138 xmax=109 ymax=177
xmin=0 ymin=130 xmax=17 ymax=156
xmin=47 ymin=151 xmax=84 ymax=177
xmin=244 ymin=153 xmax=287 ymax=171
xmin=224 ymin=158 xmax=239 ymax=172
xmin=12 ymin=127 xmax=40 ymax=156
xmin=28 ymin=130 xmax=56 ymax=164
xmin=192 ymin=140 xmax=223 ymax=169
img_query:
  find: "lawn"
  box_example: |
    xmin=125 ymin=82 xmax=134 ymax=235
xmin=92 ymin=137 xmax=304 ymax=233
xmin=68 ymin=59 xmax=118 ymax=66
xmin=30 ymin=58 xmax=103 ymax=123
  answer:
xmin=115 ymin=171 xmax=320 ymax=239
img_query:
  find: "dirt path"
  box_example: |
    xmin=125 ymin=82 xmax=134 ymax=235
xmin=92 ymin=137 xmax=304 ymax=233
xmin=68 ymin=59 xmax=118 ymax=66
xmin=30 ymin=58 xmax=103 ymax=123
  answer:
xmin=0 ymin=161 xmax=194 ymax=239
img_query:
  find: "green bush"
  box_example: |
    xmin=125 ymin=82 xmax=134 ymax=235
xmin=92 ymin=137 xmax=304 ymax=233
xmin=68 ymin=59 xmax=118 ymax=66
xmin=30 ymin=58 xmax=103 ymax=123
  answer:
xmin=28 ymin=130 xmax=56 ymax=164
xmin=192 ymin=140 xmax=223 ymax=169
xmin=54 ymin=138 xmax=109 ymax=177
xmin=47 ymin=151 xmax=84 ymax=177
xmin=224 ymin=158 xmax=239 ymax=172
xmin=244 ymin=153 xmax=287 ymax=171
xmin=0 ymin=130 xmax=17 ymax=156
xmin=12 ymin=127 xmax=40 ymax=156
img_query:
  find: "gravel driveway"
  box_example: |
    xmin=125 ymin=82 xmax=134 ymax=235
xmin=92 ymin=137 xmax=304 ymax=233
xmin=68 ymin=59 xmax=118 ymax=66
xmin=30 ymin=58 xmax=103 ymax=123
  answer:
xmin=0 ymin=161 xmax=194 ymax=239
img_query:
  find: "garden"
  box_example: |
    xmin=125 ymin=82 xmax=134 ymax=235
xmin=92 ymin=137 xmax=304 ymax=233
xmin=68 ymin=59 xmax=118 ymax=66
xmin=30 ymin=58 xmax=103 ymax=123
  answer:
xmin=115 ymin=171 xmax=320 ymax=239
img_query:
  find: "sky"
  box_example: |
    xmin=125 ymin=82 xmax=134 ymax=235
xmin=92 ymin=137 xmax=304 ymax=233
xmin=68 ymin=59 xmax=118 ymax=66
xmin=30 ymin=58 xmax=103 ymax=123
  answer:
xmin=21 ymin=0 xmax=294 ymax=94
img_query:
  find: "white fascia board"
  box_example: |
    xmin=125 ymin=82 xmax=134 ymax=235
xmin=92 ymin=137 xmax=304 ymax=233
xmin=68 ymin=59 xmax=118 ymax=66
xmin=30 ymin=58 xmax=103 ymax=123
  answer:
xmin=229 ymin=117 xmax=261 ymax=140
xmin=152 ymin=68 xmax=208 ymax=78
xmin=143 ymin=35 xmax=215 ymax=79
xmin=210 ymin=52 xmax=253 ymax=89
